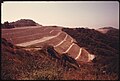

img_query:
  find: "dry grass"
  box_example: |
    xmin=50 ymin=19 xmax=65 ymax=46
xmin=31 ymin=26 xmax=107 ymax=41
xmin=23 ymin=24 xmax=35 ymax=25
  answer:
xmin=1 ymin=38 xmax=118 ymax=80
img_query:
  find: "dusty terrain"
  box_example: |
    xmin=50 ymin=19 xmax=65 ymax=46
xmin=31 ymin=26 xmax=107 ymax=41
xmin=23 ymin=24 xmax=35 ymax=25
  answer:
xmin=2 ymin=26 xmax=95 ymax=62
xmin=1 ymin=20 xmax=119 ymax=80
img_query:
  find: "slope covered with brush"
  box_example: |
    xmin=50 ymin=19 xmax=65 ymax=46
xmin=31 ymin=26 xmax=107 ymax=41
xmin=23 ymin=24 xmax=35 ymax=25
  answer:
xmin=1 ymin=38 xmax=79 ymax=80
xmin=62 ymin=27 xmax=119 ymax=56
xmin=62 ymin=27 xmax=119 ymax=74
xmin=1 ymin=37 xmax=118 ymax=80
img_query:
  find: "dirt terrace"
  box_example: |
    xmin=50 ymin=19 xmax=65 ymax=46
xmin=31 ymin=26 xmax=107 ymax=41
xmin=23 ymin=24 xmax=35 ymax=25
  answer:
xmin=2 ymin=26 xmax=95 ymax=62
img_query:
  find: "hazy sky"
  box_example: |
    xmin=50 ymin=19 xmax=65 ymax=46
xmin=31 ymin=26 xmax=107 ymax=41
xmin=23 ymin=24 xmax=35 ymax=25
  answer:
xmin=1 ymin=1 xmax=119 ymax=29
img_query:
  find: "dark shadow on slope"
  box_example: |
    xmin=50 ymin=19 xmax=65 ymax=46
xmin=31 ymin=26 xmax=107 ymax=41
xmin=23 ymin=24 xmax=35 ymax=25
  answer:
xmin=42 ymin=45 xmax=80 ymax=70
xmin=46 ymin=45 xmax=60 ymax=59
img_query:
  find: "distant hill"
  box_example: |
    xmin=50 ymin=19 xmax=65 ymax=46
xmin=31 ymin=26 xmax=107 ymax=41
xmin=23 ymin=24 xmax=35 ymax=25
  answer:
xmin=10 ymin=19 xmax=42 ymax=27
xmin=99 ymin=27 xmax=116 ymax=29
xmin=97 ymin=27 xmax=119 ymax=38
xmin=96 ymin=27 xmax=119 ymax=36
xmin=1 ymin=19 xmax=42 ymax=28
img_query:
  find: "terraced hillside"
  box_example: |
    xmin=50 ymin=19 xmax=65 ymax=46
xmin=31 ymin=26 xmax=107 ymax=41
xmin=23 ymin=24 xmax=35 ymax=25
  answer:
xmin=2 ymin=26 xmax=95 ymax=63
xmin=62 ymin=27 xmax=119 ymax=55
xmin=1 ymin=20 xmax=119 ymax=80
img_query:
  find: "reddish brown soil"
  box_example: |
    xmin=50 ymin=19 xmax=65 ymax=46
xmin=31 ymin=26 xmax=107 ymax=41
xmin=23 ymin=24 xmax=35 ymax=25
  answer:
xmin=67 ymin=44 xmax=80 ymax=58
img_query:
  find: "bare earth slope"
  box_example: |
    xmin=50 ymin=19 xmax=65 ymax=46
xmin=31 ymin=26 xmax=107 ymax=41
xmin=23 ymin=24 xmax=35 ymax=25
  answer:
xmin=2 ymin=26 xmax=95 ymax=63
